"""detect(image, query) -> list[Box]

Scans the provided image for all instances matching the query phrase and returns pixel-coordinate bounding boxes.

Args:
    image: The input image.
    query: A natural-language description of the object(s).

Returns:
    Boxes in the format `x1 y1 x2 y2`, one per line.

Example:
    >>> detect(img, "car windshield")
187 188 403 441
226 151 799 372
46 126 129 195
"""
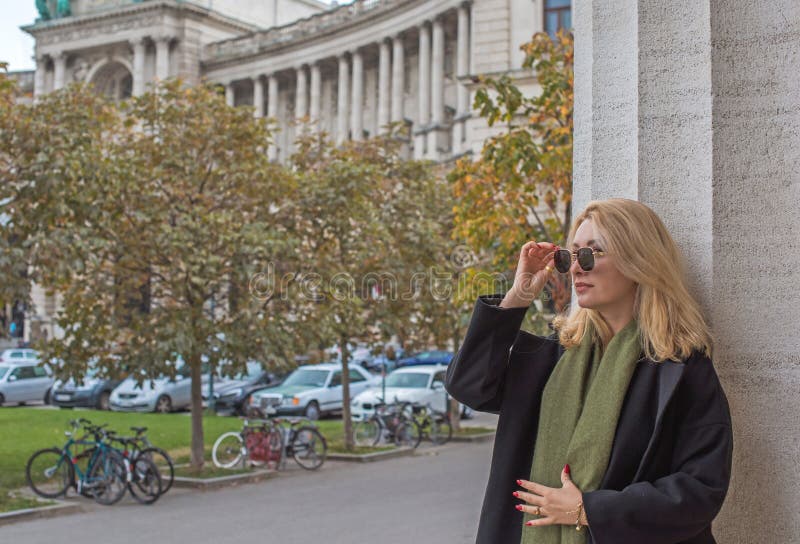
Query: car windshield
385 372 430 388
0 365 8 379
416 352 441 360
282 369 329 388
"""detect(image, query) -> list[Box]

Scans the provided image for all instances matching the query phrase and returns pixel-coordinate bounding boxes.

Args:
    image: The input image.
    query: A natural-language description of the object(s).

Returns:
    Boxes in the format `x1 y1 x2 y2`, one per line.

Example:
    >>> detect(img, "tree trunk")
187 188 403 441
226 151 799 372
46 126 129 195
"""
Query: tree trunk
340 334 354 451
449 324 462 432
189 353 204 471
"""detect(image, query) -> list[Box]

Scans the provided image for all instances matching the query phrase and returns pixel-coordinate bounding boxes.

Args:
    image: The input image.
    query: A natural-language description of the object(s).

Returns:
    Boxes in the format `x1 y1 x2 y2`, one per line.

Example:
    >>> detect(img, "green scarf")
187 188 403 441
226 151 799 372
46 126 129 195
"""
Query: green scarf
521 318 642 544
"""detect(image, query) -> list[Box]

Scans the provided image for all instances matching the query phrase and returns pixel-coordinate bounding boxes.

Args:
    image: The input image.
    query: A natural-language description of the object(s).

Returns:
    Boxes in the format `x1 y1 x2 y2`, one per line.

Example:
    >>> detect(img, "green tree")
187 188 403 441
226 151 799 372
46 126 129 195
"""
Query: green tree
448 30 574 332
1 80 298 470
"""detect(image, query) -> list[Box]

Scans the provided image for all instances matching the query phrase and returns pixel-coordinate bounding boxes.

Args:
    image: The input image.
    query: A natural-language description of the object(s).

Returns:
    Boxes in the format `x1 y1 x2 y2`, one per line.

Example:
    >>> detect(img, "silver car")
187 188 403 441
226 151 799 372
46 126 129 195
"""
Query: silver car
110 363 212 413
0 362 54 406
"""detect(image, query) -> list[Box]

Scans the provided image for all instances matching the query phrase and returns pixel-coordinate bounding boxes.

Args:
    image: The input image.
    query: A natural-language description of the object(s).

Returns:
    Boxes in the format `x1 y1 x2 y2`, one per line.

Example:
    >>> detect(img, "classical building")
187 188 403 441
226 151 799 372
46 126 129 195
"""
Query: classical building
14 0 571 344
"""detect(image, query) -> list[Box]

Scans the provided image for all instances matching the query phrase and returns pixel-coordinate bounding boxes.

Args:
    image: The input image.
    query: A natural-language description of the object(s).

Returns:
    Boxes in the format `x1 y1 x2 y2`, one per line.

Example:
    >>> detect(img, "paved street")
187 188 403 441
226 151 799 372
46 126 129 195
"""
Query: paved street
1 438 496 544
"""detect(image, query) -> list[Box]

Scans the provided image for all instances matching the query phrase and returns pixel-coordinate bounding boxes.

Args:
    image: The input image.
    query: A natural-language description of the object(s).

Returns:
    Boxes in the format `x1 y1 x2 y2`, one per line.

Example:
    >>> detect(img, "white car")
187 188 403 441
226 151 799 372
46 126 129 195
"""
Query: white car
249 363 379 420
350 364 462 421
0 361 53 406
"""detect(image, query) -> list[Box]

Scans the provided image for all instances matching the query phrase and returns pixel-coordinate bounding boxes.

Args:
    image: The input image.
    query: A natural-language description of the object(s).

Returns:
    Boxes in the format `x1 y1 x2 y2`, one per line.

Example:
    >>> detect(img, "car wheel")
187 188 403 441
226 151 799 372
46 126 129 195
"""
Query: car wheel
0 393 4 406
304 401 320 421
97 391 111 411
155 395 172 414
461 405 474 420
43 388 51 405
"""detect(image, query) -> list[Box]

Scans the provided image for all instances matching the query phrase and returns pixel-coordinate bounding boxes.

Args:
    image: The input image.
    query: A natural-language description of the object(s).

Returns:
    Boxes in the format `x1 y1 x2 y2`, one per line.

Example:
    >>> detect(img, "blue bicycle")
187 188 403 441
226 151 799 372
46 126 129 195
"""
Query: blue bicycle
26 420 128 505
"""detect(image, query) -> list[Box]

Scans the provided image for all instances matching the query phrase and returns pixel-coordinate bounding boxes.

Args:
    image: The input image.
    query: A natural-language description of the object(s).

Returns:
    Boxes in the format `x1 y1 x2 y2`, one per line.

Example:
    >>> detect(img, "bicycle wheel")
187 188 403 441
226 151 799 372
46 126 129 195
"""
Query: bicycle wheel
139 447 175 494
291 427 327 470
26 448 73 499
394 420 422 449
354 418 381 447
212 432 245 468
128 456 163 505
430 415 453 445
86 450 128 505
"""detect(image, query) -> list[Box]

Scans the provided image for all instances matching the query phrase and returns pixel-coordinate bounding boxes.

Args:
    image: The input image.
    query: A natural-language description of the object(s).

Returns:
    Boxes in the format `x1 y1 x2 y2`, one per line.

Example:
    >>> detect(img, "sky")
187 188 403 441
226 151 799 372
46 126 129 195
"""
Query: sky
0 1 345 73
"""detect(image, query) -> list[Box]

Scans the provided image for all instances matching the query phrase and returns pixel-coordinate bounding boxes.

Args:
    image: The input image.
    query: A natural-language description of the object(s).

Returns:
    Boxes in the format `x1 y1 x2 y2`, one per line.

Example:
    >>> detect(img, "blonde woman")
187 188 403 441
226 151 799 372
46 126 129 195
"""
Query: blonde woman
446 199 732 544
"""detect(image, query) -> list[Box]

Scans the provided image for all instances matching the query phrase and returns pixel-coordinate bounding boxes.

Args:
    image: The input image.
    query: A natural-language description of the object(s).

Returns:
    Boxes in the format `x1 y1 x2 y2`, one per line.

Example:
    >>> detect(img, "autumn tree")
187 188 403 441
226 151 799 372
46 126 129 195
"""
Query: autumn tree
1 80 299 470
448 30 574 334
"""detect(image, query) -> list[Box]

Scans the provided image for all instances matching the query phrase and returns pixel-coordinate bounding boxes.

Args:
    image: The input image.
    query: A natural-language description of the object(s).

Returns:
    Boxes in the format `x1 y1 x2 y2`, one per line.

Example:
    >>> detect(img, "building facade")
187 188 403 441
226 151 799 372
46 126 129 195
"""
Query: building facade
17 0 568 343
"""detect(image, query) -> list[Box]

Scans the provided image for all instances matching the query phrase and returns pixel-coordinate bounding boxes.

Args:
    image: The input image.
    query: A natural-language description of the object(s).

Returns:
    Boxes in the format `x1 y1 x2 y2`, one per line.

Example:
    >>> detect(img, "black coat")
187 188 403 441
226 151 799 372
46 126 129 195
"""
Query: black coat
445 295 733 544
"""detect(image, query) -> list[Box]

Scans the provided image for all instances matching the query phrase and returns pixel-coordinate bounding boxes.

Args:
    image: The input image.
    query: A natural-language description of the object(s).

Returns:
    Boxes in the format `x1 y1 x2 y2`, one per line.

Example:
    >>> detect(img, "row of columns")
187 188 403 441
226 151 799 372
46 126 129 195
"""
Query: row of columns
222 3 471 161
35 35 174 98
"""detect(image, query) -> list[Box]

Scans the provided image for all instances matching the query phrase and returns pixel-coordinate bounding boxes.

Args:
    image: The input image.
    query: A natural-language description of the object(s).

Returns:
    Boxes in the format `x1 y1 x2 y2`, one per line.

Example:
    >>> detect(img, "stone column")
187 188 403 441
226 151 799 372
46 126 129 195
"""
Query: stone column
155 37 170 80
131 38 147 96
253 76 265 118
415 23 431 159
427 16 445 159
33 55 47 99
337 55 350 144
295 65 308 120
391 34 405 123
377 40 391 133
573 2 800 540
267 75 279 160
225 83 235 107
350 50 364 140
53 52 67 90
309 62 322 126
454 2 471 153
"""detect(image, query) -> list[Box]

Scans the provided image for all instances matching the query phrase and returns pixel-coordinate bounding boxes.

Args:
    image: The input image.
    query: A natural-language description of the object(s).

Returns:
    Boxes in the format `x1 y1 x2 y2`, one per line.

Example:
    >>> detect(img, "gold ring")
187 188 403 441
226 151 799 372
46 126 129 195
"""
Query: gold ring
544 265 553 273
534 506 541 516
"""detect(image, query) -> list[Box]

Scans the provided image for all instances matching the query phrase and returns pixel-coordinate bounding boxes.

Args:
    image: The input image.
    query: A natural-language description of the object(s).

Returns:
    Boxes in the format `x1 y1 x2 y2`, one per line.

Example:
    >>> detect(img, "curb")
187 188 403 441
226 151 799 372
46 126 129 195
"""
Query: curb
0 500 83 527
172 469 277 490
451 432 496 443
327 447 415 463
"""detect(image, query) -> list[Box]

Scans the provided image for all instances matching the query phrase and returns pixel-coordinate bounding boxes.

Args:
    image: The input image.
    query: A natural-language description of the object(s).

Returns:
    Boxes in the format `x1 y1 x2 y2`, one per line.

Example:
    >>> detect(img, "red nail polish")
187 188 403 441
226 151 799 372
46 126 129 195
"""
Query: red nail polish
516 479 522 485
565 464 571 475
513 491 519 498
526 521 534 526
515 504 523 511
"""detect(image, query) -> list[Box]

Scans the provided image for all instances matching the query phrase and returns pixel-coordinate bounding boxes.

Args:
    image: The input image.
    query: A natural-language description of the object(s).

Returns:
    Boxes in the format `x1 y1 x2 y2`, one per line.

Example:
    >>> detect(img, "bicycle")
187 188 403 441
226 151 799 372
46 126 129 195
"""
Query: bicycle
127 425 175 494
354 401 422 449
212 417 283 470
272 416 327 471
404 402 452 445
26 421 128 505
106 431 164 504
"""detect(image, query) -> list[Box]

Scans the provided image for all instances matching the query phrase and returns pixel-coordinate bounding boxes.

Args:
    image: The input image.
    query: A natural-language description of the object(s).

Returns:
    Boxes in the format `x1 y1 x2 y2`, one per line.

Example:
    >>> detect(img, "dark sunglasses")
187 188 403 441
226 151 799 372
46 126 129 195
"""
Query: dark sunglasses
553 247 606 273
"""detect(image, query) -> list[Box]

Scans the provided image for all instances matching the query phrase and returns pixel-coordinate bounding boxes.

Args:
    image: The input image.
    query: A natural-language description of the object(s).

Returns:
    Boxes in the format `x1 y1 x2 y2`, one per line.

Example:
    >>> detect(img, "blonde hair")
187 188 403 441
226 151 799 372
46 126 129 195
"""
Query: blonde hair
551 198 713 363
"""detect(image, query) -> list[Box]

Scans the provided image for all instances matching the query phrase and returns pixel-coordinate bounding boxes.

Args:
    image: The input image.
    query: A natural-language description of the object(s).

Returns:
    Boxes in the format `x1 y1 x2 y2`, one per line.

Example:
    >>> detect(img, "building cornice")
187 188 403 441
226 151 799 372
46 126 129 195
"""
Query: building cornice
21 0 257 40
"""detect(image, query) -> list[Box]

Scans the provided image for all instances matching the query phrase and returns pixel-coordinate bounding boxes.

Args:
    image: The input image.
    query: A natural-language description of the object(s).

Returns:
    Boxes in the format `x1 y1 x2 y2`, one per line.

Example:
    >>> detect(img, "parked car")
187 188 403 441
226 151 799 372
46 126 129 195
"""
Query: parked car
50 363 123 411
0 348 39 364
350 364 471 421
203 361 283 416
249 362 379 420
395 350 454 368
110 360 212 413
0 361 54 406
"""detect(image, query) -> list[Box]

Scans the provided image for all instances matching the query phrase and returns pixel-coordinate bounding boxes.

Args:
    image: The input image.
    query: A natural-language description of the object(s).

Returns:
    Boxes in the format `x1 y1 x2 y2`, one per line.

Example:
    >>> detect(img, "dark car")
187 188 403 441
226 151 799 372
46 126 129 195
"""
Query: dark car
50 365 122 411
395 350 454 368
204 361 283 416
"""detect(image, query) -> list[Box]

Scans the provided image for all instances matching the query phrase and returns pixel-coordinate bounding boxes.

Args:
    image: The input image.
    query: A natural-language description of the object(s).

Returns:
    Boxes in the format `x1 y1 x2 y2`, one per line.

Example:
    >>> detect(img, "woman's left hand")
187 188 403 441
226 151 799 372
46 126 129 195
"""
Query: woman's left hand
514 465 584 527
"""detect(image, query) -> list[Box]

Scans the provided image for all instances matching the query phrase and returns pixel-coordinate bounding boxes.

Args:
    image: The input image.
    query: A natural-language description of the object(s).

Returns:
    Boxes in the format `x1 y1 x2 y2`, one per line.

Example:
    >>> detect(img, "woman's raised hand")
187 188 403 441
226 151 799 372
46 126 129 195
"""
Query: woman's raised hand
499 241 558 308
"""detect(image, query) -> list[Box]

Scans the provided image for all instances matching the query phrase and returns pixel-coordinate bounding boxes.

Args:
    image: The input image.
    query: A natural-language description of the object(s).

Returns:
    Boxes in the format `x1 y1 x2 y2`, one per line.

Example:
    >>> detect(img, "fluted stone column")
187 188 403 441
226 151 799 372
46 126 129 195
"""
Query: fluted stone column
391 35 405 123
309 62 322 126
377 40 391 133
253 76 265 118
454 3 471 153
225 83 235 107
350 50 364 140
295 65 308 120
267 75 279 160
131 38 147 96
34 55 47 99
53 52 67 90
415 23 431 159
155 37 170 80
428 17 445 160
337 55 350 144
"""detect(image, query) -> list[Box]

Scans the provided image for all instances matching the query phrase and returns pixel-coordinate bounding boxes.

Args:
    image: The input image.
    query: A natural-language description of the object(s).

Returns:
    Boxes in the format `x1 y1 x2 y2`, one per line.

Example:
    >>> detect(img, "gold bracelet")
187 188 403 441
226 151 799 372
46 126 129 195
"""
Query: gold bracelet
565 501 584 532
